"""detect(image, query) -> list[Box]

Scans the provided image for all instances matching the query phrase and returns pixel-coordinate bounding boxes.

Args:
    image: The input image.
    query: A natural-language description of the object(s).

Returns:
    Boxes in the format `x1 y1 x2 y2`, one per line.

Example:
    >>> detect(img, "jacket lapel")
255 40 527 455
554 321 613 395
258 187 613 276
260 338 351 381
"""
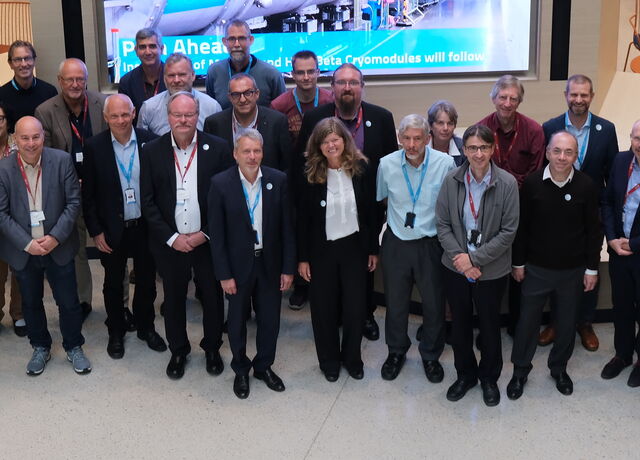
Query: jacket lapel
232 168 254 232
54 98 73 152
40 149 52 212
261 168 271 239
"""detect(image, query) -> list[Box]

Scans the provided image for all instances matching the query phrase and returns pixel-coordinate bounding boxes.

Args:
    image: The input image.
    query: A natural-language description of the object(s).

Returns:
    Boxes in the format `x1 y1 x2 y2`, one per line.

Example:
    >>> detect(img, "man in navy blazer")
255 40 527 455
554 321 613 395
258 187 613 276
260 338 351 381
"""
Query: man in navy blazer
600 119 640 387
208 128 295 399
540 74 619 352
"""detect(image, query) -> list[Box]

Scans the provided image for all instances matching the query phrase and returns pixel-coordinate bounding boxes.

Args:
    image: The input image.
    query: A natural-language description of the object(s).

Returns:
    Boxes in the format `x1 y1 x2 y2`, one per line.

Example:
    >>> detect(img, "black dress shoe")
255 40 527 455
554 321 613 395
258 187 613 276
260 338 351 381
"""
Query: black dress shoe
254 368 285 392
166 354 187 380
205 350 224 376
107 335 125 359
160 302 165 317
381 353 406 381
423 360 444 383
137 329 167 352
13 320 27 337
446 377 478 401
347 367 364 380
363 317 380 341
415 325 423 342
601 356 631 380
506 376 527 400
628 364 640 387
80 302 92 321
288 285 308 310
552 371 573 395
481 381 500 406
234 374 250 399
123 307 136 332
324 370 340 382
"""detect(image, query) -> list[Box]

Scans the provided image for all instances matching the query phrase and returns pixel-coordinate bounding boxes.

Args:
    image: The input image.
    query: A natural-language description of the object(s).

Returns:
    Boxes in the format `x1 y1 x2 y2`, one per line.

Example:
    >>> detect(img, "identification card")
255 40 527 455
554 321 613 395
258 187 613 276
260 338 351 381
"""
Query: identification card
125 188 136 204
30 210 45 227
404 211 416 229
467 229 482 247
176 188 189 204
75 151 83 163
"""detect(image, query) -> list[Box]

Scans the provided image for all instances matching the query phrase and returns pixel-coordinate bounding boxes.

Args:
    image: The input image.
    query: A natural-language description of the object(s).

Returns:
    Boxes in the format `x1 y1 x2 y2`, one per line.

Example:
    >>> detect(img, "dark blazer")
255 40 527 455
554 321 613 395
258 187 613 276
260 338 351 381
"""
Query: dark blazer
542 113 618 194
118 63 167 118
203 106 291 171
82 128 157 247
297 162 379 263
602 150 640 258
208 166 295 284
0 147 80 270
140 130 233 252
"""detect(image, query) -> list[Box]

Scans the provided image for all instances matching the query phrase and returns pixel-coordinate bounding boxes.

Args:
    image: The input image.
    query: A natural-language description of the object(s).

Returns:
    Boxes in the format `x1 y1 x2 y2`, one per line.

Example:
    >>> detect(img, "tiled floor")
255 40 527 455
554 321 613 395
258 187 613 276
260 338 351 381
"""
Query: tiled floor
0 260 638 459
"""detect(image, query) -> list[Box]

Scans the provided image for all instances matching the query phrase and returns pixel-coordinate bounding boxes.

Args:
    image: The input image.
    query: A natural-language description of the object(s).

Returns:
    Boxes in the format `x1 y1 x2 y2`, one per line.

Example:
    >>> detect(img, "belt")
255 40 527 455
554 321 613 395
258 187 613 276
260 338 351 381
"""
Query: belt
123 218 140 228
254 249 263 257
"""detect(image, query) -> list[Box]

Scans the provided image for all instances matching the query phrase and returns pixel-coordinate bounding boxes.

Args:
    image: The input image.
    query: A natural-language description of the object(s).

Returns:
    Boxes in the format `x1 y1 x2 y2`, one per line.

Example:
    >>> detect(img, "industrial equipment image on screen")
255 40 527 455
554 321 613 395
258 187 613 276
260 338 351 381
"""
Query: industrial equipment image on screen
103 0 534 82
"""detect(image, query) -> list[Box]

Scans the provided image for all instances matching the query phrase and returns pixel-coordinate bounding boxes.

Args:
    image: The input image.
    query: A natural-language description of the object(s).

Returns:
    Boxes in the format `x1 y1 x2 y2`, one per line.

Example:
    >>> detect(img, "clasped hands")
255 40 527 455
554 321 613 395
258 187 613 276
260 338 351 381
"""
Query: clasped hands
453 253 481 281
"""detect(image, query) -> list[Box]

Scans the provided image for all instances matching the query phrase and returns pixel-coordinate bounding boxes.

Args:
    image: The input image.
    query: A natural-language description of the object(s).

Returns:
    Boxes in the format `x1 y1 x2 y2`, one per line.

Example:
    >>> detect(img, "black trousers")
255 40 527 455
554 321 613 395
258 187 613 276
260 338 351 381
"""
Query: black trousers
154 243 223 356
309 232 367 374
444 268 507 383
609 254 640 362
100 224 156 337
227 254 282 376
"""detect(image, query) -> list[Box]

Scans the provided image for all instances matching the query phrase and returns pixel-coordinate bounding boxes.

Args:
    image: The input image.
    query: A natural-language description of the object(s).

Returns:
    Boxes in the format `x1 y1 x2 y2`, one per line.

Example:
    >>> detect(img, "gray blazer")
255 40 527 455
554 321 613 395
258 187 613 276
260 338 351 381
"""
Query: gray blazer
0 147 80 270
436 161 519 280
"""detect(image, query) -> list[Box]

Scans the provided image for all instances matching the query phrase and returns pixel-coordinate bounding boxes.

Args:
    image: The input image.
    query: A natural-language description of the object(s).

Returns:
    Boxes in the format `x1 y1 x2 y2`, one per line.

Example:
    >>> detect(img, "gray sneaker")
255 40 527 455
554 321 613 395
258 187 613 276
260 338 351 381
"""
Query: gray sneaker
66 346 92 374
26 346 51 376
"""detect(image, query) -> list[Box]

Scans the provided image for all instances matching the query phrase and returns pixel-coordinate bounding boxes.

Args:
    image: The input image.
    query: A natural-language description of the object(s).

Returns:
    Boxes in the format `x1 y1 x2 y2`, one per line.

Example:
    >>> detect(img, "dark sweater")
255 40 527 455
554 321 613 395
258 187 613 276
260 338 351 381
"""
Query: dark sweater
0 78 57 129
513 168 602 270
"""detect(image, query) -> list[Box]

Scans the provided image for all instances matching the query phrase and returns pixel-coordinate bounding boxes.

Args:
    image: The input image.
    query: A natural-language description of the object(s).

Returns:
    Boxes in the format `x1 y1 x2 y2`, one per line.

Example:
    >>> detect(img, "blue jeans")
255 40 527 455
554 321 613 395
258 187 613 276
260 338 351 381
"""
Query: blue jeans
13 255 84 351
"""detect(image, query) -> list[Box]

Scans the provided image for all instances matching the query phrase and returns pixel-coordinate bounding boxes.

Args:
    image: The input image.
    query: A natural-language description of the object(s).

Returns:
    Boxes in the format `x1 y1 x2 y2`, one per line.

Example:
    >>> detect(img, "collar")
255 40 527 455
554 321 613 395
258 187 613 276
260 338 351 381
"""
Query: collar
11 77 36 91
228 54 255 73
19 152 42 169
565 111 592 130
468 167 491 186
239 166 262 188
428 138 461 156
110 129 137 149
232 107 259 129
492 111 519 134
401 147 429 169
171 131 197 151
543 164 574 187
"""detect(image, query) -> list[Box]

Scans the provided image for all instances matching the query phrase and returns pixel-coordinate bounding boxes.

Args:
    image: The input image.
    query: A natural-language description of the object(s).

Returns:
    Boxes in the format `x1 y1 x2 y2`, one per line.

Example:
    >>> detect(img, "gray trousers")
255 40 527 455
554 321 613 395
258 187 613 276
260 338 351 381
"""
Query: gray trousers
381 229 445 361
75 213 92 306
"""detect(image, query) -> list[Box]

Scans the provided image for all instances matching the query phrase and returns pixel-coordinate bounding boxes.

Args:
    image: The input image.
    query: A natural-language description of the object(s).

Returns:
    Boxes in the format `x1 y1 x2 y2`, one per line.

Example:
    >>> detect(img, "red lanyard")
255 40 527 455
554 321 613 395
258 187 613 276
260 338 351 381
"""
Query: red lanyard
17 154 41 206
466 171 479 221
143 68 162 98
493 116 519 166
173 143 197 185
336 106 363 138
69 95 88 146
625 158 640 205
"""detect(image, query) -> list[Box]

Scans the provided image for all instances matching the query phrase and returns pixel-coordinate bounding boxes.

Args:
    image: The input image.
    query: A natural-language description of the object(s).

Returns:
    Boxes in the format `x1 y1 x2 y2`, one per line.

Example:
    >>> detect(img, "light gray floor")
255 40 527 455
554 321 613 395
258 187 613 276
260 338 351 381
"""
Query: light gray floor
0 260 638 460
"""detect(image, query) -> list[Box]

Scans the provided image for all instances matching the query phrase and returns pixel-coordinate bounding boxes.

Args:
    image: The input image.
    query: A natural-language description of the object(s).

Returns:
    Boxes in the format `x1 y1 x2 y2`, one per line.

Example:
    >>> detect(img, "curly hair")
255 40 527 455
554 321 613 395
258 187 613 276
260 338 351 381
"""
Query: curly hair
304 117 367 184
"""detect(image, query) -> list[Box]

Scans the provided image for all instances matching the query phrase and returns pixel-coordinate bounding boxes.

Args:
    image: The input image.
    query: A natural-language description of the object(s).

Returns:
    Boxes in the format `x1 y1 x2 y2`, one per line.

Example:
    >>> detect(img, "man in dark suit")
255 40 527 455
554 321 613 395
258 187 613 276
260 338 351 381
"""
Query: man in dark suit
203 74 290 171
600 119 640 388
295 63 398 340
83 94 166 359
140 91 233 380
209 129 295 399
0 117 91 375
540 74 619 352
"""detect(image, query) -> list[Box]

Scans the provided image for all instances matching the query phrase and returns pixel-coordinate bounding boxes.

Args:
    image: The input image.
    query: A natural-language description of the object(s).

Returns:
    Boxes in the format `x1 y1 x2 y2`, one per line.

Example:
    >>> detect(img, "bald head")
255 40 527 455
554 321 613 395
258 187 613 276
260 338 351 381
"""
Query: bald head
15 116 45 164
104 94 135 143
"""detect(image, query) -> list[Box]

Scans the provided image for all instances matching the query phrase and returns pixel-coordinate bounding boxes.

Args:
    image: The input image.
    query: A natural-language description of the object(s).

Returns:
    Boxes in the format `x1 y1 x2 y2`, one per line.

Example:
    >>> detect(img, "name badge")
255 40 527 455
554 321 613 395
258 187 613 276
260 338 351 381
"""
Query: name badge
176 188 189 204
125 188 136 204
30 210 45 227
75 151 83 163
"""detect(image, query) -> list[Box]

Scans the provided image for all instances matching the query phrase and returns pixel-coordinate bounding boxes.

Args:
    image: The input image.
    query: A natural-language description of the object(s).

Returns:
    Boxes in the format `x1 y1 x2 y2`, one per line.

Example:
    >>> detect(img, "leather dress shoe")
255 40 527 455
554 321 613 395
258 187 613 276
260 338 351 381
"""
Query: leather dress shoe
538 325 555 346
506 376 527 400
324 370 340 382
577 323 599 351
205 350 224 376
628 363 640 388
254 368 285 392
381 353 406 381
446 377 478 401
552 371 573 395
415 325 423 342
233 374 250 399
422 360 444 383
80 302 92 322
166 354 187 380
363 317 380 341
137 329 167 352
601 356 631 380
107 335 125 359
160 302 165 317
288 285 308 310
13 320 27 337
481 381 500 406
123 307 136 332
347 367 364 380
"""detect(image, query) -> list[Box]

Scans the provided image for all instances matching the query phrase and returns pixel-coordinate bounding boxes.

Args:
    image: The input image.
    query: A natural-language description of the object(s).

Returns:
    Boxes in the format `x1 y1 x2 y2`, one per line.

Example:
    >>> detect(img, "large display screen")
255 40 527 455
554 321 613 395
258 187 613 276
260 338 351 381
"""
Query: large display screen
102 0 535 83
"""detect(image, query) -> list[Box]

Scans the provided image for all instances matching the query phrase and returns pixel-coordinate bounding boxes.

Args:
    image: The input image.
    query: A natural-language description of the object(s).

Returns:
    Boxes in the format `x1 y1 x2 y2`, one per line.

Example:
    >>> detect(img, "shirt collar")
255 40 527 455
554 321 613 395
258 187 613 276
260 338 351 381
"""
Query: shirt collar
239 167 262 188
565 111 592 130
171 131 197 151
19 152 42 169
428 138 461 156
401 147 429 169
468 167 491 186
232 107 259 130
543 164 574 187
110 129 137 149
11 77 36 91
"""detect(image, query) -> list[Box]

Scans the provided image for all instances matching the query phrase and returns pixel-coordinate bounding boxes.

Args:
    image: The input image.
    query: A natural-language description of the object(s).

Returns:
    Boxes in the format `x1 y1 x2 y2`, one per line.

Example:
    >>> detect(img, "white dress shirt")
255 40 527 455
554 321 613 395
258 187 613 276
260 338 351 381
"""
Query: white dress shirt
325 168 359 241
239 167 263 250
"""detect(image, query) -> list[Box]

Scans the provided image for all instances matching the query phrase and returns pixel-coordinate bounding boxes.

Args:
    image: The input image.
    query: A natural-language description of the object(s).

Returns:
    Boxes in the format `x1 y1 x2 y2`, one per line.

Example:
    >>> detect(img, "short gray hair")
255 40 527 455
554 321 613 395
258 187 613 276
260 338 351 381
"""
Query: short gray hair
167 91 199 115
135 28 162 46
427 100 458 126
398 114 429 137
235 128 263 149
165 52 193 71
489 74 524 102
225 20 251 37
103 94 134 115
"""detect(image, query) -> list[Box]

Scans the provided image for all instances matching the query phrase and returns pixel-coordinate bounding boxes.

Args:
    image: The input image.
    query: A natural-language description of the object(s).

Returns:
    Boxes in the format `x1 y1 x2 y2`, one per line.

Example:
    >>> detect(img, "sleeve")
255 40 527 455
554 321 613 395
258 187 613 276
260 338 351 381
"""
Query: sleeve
140 143 176 244
48 155 81 243
34 105 53 148
137 101 150 131
600 157 619 243
376 158 388 201
603 125 619 190
205 65 217 100
584 179 603 271
279 176 296 274
275 114 292 172
512 179 531 266
435 177 465 262
0 172 33 251
272 71 286 101
296 181 312 263
207 176 232 281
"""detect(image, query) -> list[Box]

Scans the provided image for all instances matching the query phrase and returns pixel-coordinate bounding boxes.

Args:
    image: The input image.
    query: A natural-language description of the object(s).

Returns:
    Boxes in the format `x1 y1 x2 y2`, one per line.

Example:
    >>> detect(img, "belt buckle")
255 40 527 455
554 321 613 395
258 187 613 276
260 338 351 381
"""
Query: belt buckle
254 249 263 257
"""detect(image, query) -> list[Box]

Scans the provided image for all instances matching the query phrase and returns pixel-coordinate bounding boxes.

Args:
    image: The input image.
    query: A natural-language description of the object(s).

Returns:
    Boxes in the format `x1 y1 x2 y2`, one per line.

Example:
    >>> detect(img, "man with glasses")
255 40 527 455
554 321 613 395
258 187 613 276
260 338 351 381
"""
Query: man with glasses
0 41 57 124
138 53 221 136
205 20 285 110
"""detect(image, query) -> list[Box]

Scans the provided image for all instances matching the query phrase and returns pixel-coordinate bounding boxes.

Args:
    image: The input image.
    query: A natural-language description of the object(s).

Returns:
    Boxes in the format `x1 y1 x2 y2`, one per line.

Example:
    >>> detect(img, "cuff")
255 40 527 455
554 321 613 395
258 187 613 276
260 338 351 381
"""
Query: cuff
24 240 33 252
166 233 179 247
512 265 525 269
584 269 598 276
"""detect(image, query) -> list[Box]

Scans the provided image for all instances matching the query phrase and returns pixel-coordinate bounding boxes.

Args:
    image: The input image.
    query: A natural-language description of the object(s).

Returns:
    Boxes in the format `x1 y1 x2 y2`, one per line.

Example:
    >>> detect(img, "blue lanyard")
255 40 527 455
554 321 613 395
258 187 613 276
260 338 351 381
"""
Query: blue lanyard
401 149 430 212
228 55 253 79
241 179 261 231
293 87 319 115
115 143 136 187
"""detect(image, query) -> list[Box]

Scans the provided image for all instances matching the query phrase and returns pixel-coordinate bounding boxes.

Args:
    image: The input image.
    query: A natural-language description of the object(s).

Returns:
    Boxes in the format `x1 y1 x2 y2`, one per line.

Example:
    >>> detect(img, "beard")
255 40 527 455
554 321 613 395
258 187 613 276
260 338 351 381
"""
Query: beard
336 95 356 117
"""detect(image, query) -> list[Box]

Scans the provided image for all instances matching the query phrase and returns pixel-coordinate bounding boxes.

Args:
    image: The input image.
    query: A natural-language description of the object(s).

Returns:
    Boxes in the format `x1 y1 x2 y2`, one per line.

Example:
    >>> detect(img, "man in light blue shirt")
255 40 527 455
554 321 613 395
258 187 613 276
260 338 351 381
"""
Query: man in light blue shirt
376 114 455 382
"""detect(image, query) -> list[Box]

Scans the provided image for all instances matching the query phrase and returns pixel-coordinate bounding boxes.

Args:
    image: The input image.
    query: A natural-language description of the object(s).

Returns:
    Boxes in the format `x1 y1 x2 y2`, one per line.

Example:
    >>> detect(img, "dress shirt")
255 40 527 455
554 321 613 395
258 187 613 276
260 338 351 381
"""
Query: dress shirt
239 168 263 249
428 137 462 161
565 111 592 170
232 109 258 144
21 155 44 243
623 155 640 238
377 148 455 240
326 168 359 241
463 168 491 252
167 132 200 247
111 130 141 220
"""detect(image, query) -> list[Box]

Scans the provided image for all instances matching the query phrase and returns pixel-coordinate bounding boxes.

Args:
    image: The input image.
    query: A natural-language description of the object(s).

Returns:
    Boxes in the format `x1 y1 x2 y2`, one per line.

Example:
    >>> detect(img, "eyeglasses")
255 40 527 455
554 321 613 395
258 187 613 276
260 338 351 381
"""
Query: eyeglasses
60 77 86 85
464 144 492 153
225 36 249 44
10 56 34 64
229 89 258 101
292 69 319 77
169 112 197 119
333 80 362 88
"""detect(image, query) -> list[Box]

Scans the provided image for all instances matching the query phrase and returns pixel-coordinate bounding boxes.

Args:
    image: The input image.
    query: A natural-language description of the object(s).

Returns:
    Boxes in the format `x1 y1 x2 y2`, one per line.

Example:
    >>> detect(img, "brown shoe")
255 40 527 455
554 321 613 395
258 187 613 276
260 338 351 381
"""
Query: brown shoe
577 323 599 351
538 326 555 346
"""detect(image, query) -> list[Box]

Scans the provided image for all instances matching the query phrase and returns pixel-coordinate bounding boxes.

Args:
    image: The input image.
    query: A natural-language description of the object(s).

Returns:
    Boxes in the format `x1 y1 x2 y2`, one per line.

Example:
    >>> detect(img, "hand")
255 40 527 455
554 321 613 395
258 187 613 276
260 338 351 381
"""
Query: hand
608 238 633 256
221 278 237 295
298 262 311 282
452 253 473 273
26 240 47 256
583 273 598 292
367 255 378 272
464 267 482 281
171 234 194 253
280 274 293 291
36 235 59 254
186 231 207 248
93 233 113 254
512 267 525 282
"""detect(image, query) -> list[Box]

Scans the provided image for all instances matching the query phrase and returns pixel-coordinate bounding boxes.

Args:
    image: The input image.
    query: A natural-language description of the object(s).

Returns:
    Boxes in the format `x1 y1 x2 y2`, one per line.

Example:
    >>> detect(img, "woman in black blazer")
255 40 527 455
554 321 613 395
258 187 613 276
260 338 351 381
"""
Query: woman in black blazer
297 117 378 382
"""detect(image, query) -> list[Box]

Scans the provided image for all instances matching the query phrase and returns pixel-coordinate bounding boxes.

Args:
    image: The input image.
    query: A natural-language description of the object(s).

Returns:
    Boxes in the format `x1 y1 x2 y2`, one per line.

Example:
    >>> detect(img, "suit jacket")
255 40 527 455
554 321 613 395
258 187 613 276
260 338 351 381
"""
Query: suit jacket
0 147 80 270
82 128 157 247
203 106 291 171
542 113 618 194
34 91 108 153
140 130 233 253
208 166 295 284
601 150 640 259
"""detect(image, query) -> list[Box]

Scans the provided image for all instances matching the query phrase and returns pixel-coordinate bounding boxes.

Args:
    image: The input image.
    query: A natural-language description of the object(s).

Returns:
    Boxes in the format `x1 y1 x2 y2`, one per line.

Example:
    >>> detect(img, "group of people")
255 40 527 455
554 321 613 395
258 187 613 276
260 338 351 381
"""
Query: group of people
0 20 638 405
